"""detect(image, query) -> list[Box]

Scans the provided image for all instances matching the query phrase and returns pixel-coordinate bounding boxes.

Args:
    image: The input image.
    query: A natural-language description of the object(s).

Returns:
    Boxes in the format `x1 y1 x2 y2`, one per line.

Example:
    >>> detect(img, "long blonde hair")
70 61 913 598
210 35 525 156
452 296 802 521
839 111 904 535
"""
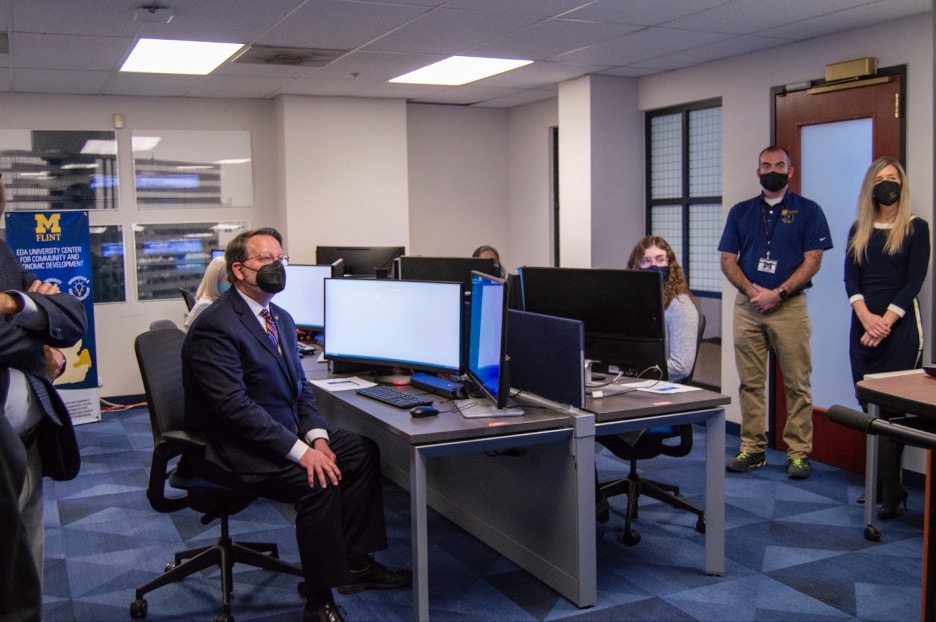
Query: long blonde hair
626 236 691 309
195 256 228 300
847 156 913 265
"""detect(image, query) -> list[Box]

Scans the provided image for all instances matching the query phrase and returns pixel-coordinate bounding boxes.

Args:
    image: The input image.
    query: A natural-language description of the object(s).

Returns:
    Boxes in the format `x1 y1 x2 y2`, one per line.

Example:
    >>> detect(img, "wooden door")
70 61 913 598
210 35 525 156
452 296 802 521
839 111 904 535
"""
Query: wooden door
772 69 904 473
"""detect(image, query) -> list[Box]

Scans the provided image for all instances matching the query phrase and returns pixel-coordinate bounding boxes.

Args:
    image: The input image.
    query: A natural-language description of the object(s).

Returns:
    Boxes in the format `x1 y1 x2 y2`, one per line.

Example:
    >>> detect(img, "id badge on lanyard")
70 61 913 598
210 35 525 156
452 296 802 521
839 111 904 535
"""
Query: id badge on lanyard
757 257 777 274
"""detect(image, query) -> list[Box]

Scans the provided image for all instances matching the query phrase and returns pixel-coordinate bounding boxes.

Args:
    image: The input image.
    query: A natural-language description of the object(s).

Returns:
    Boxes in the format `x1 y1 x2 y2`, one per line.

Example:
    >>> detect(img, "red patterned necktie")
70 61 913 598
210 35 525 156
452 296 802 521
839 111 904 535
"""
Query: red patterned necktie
260 308 279 347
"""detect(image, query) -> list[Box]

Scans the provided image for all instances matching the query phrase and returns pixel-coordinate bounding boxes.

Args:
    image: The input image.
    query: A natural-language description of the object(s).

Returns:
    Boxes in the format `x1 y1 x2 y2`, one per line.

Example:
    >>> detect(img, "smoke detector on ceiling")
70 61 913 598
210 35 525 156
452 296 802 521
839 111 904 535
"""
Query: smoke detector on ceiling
133 5 174 24
232 45 347 68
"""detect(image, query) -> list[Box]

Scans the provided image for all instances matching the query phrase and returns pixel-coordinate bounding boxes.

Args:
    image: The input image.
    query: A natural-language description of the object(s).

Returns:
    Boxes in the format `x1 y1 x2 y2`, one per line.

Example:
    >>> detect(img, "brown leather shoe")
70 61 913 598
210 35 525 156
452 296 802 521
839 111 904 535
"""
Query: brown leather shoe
337 559 412 594
303 601 345 622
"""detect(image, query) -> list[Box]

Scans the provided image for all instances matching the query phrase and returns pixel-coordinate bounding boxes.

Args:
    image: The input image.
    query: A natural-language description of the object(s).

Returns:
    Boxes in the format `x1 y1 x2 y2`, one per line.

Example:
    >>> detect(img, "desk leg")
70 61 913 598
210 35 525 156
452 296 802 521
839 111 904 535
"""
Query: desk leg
704 409 725 576
410 447 429 622
864 404 880 541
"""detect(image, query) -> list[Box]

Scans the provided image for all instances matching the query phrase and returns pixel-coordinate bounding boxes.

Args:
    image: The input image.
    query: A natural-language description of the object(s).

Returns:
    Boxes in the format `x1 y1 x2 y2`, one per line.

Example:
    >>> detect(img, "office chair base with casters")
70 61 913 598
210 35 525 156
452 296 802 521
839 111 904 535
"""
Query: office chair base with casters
598 456 706 546
130 509 304 621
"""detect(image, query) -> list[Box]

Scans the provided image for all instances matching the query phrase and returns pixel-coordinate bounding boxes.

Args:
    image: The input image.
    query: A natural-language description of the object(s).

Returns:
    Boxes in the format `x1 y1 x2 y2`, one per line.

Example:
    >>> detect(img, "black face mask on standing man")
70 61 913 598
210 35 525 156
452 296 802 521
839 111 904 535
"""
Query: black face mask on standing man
759 171 788 193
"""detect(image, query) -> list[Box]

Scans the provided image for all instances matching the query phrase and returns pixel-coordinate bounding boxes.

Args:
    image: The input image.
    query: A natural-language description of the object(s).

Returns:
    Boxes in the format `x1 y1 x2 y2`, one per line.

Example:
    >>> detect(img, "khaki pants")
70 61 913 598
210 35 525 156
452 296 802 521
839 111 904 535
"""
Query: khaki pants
733 292 813 459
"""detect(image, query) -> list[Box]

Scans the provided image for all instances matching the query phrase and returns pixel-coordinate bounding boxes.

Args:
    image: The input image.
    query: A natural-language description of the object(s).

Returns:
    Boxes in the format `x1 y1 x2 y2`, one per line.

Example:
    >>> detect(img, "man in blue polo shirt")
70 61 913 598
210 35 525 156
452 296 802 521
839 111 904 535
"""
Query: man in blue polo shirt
718 145 832 480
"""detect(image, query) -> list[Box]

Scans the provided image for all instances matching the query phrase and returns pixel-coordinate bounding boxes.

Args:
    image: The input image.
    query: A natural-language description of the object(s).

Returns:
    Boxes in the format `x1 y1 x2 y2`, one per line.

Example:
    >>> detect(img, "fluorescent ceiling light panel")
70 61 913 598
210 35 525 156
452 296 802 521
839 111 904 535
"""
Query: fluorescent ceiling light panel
390 56 532 86
121 38 244 75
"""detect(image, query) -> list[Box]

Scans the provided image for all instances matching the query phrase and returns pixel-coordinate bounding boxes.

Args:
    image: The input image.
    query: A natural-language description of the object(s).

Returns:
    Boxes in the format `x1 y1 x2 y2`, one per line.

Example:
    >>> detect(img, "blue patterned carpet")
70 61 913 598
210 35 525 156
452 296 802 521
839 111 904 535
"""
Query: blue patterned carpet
40 408 923 621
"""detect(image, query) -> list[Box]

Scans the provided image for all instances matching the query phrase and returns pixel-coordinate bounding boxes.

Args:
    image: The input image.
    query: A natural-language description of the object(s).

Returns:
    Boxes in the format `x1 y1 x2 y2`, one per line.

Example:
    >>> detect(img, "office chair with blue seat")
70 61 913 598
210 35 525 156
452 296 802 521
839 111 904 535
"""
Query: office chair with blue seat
597 314 707 546
131 326 303 622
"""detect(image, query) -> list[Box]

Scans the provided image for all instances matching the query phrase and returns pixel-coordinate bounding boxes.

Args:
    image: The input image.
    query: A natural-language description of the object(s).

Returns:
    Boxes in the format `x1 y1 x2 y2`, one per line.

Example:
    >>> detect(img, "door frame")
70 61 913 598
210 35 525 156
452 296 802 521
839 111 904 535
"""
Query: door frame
766 64 907 460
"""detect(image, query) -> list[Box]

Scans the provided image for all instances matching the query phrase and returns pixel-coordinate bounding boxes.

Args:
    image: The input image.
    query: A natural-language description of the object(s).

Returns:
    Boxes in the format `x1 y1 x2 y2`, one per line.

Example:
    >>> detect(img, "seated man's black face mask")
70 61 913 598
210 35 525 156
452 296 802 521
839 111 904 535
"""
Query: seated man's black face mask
247 261 287 294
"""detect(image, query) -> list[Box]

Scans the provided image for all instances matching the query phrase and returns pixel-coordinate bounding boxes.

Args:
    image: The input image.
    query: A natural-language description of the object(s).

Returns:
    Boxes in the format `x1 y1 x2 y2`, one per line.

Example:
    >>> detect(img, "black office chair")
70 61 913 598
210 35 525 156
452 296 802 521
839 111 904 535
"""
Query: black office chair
148 319 177 331
597 314 707 546
178 287 196 311
131 327 303 621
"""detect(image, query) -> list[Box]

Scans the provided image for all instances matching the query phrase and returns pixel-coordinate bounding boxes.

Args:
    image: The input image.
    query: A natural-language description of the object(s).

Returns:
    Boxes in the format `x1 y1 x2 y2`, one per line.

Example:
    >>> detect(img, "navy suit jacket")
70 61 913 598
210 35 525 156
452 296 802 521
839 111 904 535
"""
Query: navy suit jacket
182 288 330 475
0 239 86 481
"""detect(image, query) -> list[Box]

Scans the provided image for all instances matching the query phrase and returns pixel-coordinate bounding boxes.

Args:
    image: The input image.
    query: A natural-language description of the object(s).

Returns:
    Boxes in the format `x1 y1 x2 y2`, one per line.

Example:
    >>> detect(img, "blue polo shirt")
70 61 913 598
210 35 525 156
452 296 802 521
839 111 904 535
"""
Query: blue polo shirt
718 191 833 290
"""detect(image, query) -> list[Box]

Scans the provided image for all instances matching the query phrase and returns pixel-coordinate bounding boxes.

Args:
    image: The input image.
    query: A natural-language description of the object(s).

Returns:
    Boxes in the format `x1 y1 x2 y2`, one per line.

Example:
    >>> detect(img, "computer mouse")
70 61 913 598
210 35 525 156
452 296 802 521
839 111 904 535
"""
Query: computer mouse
410 405 439 418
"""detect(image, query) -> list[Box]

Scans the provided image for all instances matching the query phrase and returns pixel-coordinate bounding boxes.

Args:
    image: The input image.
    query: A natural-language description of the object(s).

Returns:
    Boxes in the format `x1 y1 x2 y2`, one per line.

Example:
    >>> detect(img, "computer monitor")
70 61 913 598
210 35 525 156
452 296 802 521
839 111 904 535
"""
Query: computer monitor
465 271 516 412
323 278 463 374
397 256 495 289
272 264 338 331
210 248 225 261
518 267 668 379
315 246 405 277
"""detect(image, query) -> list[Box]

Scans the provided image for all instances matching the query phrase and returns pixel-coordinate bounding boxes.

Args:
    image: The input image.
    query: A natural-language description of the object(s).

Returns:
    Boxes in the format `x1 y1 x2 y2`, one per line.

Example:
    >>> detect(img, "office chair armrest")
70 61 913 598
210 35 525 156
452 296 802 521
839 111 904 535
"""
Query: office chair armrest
147 439 190 513
161 430 207 451
659 424 694 458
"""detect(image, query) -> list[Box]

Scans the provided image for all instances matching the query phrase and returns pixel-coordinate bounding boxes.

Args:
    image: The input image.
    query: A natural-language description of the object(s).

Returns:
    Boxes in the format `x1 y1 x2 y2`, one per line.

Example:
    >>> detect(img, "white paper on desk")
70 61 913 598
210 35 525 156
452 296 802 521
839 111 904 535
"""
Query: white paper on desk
627 380 701 394
864 369 923 379
310 377 376 392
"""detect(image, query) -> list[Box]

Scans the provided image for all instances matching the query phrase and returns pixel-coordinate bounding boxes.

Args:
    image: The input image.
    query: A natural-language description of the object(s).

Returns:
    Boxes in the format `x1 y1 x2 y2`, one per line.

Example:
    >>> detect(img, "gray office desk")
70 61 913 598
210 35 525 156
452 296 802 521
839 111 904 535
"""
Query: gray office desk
311 384 595 622
585 386 731 577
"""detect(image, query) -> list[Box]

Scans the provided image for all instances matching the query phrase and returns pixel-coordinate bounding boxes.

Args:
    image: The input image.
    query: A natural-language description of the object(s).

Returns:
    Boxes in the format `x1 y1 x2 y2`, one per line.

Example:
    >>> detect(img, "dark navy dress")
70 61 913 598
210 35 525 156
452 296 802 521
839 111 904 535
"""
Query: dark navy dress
844 218 930 387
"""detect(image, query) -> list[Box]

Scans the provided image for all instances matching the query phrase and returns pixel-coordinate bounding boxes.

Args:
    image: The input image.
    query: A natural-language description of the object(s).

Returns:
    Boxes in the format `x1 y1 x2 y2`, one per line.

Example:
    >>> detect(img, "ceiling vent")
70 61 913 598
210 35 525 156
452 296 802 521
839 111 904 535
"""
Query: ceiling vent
232 45 347 68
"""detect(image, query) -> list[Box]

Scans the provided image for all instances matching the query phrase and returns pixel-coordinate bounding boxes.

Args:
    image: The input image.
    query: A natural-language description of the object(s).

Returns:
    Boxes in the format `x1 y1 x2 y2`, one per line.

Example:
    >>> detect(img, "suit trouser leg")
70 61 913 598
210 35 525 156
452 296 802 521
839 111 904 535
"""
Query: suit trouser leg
19 438 44 584
239 429 388 593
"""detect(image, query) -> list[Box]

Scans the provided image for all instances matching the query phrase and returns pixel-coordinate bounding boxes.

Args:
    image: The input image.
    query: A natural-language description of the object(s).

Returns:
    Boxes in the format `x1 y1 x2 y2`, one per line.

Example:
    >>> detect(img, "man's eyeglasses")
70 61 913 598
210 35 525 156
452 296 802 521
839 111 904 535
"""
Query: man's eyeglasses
637 255 669 269
243 253 289 266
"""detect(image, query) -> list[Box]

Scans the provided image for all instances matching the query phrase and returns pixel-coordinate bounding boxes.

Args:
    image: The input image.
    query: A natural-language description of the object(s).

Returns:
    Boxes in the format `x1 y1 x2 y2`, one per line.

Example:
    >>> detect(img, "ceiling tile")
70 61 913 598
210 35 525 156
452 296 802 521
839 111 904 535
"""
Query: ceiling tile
13 32 133 71
466 18 643 61
101 72 204 97
362 7 542 55
305 50 445 82
471 87 557 108
552 27 731 66
258 0 432 50
760 0 933 40
13 68 111 94
563 0 732 26
630 34 790 71
442 0 593 17
478 61 602 89
185 74 290 98
410 83 523 105
663 0 878 34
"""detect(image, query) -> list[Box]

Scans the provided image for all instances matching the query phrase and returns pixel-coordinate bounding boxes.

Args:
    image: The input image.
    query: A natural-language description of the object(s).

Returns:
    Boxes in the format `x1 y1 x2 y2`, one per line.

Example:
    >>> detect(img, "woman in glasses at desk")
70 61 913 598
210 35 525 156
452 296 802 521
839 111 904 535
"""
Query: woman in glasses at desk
626 236 700 383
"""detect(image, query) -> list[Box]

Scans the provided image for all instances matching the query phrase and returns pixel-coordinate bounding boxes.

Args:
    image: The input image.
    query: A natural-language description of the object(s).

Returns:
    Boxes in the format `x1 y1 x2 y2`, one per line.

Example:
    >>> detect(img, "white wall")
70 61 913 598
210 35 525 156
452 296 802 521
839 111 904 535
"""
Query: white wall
0 93 276 398
637 15 934 433
278 96 410 264
506 98 558 271
406 104 510 260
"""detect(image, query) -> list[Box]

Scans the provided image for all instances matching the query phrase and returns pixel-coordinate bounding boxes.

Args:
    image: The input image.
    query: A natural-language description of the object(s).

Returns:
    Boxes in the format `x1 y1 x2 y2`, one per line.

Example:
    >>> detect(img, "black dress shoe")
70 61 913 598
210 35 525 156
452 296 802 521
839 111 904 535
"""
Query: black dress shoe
303 601 345 622
338 559 412 594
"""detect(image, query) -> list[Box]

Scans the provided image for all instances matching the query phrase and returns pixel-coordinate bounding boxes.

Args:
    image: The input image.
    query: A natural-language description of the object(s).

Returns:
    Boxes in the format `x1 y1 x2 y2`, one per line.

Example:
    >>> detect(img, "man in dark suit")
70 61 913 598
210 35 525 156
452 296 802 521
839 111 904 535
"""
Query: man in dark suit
183 228 409 622
1 182 87 620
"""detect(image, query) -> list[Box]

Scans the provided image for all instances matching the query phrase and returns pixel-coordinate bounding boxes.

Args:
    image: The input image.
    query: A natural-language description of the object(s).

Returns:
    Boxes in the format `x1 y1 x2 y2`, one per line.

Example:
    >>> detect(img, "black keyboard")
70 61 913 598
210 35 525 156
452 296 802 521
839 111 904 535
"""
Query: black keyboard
356 385 433 409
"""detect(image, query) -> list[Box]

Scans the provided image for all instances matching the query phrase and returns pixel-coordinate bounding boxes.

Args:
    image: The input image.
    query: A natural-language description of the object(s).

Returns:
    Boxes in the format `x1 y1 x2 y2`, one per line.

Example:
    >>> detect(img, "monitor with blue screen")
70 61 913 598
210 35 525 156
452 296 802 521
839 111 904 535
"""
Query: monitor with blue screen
461 272 522 416
210 248 224 261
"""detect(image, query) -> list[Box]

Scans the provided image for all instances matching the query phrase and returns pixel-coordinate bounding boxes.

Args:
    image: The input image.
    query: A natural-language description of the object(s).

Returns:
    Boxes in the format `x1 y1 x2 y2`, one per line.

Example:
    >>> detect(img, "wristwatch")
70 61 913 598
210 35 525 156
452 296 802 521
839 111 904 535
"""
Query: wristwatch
777 287 789 300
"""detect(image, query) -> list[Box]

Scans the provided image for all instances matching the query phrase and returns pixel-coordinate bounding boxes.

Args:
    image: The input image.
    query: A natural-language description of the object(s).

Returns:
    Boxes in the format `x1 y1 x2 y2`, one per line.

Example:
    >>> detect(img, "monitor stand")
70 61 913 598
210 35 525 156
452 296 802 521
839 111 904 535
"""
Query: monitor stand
583 359 608 387
454 397 523 418
372 372 412 386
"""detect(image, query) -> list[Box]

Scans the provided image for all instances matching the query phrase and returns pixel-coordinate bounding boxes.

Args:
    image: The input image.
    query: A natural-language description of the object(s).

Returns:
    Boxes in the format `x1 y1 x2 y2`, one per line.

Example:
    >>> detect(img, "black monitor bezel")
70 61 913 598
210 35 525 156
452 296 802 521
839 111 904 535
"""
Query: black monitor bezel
466 271 510 409
315 245 405 277
518 266 668 378
397 256 495 289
